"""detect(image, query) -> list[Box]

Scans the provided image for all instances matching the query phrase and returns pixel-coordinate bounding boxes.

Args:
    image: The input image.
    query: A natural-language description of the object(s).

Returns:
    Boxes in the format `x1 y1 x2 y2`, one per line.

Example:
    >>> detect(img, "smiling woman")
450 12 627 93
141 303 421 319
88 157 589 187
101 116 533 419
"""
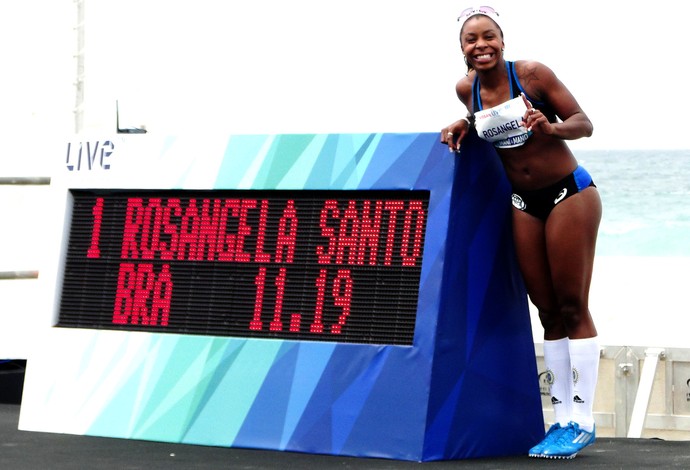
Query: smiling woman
441 6 602 460
456 6 504 73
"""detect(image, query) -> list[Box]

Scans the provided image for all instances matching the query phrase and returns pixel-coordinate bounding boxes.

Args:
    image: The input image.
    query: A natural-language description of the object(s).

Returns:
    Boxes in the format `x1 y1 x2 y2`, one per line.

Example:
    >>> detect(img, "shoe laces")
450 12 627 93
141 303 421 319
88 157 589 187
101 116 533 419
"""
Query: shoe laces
554 422 580 445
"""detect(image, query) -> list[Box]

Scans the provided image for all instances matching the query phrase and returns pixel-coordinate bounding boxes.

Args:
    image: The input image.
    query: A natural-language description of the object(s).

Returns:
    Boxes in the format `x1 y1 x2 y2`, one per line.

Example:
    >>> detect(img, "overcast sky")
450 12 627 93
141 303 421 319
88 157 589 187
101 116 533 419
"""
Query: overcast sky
2 0 689 151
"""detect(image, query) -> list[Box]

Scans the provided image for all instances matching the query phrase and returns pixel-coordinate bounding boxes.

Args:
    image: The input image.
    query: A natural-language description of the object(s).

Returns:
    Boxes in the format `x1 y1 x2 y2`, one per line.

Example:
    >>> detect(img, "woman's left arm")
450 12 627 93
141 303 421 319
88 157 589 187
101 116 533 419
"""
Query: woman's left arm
519 61 593 140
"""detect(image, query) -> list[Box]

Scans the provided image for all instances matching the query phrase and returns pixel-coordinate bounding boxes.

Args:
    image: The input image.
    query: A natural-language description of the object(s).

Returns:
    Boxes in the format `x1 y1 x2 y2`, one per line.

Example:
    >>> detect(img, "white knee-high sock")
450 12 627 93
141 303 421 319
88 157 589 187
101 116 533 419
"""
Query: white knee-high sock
569 336 600 432
543 338 572 427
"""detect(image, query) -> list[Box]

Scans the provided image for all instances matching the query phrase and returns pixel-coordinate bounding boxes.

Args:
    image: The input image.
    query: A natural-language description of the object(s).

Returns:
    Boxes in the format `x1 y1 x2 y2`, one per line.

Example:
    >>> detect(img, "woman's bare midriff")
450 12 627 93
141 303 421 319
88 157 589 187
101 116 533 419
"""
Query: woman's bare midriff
497 138 578 191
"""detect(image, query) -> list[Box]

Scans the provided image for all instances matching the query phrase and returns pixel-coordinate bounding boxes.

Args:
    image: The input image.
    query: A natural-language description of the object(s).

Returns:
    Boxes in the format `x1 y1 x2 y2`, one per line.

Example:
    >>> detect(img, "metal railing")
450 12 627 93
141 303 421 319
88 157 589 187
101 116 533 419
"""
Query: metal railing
0 177 50 185
535 344 690 439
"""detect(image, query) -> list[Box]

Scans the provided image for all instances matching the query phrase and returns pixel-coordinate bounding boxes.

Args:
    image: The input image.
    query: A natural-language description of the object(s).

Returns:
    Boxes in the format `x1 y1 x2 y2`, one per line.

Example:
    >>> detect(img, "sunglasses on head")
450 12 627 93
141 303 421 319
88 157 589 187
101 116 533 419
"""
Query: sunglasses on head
457 6 499 22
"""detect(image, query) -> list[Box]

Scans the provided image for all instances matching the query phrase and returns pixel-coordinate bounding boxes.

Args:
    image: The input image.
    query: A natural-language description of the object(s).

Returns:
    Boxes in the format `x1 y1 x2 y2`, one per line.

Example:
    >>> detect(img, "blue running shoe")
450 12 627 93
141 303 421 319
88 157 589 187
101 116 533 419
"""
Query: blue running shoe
528 423 564 458
541 421 596 459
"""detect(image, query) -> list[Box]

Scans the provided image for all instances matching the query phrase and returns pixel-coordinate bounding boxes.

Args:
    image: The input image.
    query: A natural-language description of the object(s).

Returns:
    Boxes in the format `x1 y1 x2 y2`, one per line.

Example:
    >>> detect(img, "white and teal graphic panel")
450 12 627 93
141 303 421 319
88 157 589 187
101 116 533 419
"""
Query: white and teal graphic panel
19 133 543 461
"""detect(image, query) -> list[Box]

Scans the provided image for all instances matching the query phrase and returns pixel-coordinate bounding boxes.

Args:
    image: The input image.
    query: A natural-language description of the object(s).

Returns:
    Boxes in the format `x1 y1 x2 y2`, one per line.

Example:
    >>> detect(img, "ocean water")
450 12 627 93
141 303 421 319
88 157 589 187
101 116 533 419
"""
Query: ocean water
575 149 690 257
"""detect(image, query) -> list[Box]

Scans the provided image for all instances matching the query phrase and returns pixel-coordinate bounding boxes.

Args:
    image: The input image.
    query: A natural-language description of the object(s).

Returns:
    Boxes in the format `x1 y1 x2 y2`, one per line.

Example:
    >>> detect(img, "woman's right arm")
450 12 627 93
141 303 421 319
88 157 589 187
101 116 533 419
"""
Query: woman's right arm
441 117 472 151
440 77 474 152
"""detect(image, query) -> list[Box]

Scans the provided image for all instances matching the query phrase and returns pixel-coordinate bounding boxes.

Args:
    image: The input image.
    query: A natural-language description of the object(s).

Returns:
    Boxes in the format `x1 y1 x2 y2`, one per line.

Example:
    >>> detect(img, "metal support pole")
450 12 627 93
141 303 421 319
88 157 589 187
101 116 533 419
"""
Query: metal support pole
627 348 665 438
74 0 85 133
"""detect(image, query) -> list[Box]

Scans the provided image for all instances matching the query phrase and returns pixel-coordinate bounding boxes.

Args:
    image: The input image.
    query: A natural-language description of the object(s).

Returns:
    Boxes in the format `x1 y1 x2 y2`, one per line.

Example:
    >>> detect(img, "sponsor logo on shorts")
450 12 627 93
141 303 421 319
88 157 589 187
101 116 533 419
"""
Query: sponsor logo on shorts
554 188 568 204
512 193 526 210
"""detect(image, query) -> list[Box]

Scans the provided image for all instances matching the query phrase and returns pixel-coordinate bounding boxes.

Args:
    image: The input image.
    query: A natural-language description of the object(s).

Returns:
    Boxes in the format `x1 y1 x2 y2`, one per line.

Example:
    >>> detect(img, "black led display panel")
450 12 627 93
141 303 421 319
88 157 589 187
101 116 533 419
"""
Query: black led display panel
57 189 429 345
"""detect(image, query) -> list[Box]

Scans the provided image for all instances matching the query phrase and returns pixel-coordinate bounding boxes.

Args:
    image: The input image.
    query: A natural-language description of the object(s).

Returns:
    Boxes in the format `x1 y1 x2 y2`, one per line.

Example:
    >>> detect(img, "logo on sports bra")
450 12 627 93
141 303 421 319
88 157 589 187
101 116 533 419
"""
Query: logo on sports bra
554 188 568 204
511 193 526 211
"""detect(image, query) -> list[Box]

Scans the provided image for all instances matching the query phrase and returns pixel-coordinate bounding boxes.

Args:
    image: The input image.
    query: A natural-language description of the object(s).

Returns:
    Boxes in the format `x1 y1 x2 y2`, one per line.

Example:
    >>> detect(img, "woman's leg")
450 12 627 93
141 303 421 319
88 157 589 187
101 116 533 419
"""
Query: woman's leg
545 187 602 433
544 187 601 339
511 209 562 339
513 186 602 437
512 209 573 428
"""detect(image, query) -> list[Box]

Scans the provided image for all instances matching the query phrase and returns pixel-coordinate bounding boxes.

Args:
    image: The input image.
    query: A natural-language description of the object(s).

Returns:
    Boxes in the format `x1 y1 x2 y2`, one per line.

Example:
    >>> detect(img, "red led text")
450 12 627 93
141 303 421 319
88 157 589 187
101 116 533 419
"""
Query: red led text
82 194 427 335
113 263 173 326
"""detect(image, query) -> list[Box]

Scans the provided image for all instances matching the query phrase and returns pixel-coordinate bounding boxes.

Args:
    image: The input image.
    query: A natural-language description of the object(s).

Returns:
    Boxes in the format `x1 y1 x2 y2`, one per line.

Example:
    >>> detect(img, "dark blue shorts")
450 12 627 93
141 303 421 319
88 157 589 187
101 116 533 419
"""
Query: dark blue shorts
510 166 595 221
